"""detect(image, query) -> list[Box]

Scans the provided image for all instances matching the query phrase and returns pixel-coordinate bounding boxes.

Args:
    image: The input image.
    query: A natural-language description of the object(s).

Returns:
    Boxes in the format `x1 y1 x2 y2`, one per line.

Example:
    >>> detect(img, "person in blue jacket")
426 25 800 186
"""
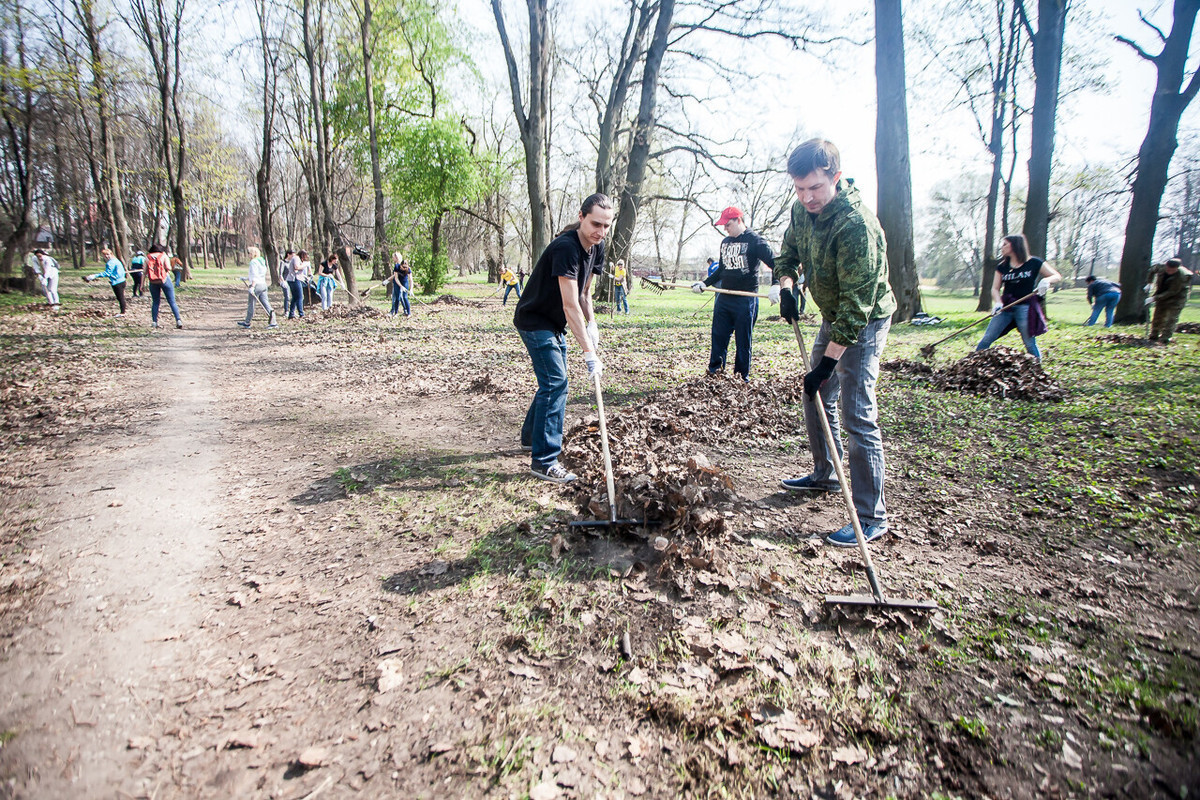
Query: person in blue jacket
86 247 128 316
1084 275 1121 328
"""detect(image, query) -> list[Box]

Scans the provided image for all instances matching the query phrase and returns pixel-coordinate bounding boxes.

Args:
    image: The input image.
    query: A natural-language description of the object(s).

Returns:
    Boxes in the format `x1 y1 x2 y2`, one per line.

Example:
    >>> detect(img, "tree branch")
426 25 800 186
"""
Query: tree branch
1114 34 1155 63
1138 9 1168 44
1013 0 1034 43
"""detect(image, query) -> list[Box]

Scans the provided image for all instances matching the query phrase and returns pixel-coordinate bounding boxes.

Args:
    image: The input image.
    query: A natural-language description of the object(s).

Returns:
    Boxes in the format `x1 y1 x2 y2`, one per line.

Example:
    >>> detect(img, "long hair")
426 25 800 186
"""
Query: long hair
556 193 614 235
1002 234 1029 264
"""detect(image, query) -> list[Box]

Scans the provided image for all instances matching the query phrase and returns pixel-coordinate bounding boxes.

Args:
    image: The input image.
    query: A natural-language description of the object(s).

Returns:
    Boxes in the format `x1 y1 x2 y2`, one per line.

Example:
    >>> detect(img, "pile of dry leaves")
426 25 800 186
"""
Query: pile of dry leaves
932 346 1066 402
1174 322 1200 334
431 294 482 307
316 305 385 320
1094 333 1153 346
880 359 934 376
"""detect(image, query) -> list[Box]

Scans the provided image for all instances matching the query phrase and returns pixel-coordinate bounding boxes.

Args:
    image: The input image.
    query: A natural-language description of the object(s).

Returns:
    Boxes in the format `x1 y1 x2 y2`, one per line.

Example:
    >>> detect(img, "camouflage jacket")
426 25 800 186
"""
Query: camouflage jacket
1149 265 1193 308
774 179 896 347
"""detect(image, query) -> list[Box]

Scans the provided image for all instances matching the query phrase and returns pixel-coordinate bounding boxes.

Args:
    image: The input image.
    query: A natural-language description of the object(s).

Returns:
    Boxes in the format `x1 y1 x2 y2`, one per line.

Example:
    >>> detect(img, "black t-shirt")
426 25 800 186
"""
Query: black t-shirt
513 230 605 333
704 229 776 294
997 257 1043 303
321 261 335 276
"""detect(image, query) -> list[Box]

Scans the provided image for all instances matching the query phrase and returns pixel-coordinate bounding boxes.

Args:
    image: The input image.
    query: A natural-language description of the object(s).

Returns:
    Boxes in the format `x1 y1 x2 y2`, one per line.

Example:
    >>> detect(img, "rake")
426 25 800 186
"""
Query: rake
640 276 769 300
788 319 936 611
918 292 1037 360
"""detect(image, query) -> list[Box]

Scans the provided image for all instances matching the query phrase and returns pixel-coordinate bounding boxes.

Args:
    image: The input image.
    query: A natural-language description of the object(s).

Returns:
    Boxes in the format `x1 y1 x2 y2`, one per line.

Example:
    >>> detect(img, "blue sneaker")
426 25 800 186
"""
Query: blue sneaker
825 523 887 548
781 475 839 492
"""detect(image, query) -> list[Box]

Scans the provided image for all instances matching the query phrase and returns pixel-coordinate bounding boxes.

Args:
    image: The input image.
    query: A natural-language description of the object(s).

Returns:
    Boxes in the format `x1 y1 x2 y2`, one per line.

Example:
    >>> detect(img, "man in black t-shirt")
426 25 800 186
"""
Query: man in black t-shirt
514 194 611 484
691 206 778 380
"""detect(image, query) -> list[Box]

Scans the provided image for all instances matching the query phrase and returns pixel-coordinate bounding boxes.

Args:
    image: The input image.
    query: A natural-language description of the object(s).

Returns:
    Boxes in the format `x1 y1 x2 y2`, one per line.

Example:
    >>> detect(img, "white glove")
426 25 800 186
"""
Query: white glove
1035 277 1051 296
691 281 706 294
768 285 781 305
991 302 1003 316
1143 283 1153 296
584 351 603 379
586 319 600 350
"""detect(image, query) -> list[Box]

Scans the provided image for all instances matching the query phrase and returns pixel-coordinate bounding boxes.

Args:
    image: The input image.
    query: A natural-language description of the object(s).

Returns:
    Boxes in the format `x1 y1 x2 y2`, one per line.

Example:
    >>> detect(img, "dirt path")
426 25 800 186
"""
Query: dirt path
1 298 231 797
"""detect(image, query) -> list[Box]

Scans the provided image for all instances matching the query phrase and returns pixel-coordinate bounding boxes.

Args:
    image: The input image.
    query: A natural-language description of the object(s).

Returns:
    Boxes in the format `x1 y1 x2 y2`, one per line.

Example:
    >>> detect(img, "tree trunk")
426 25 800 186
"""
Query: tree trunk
595 0 653 197
1115 0 1200 324
491 0 551 259
1020 0 1068 258
874 0 920 322
610 0 673 271
254 0 280 285
360 0 389 283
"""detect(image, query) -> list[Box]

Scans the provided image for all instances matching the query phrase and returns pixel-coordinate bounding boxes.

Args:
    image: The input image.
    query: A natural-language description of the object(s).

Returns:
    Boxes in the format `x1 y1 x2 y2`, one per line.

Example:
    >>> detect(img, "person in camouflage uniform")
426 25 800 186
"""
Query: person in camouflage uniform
775 138 896 548
1146 258 1193 344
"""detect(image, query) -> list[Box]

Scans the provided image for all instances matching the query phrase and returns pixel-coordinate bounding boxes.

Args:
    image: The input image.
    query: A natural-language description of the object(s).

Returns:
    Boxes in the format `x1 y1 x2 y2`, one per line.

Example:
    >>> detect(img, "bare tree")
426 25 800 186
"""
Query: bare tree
252 0 281 285
1114 0 1200 324
0 0 37 283
491 0 552 259
1016 0 1069 258
129 0 191 272
875 0 920 321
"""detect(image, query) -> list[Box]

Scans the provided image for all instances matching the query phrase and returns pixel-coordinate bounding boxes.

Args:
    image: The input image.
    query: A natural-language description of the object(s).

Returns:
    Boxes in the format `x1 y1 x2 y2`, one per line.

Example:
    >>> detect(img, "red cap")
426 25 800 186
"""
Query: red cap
714 206 744 227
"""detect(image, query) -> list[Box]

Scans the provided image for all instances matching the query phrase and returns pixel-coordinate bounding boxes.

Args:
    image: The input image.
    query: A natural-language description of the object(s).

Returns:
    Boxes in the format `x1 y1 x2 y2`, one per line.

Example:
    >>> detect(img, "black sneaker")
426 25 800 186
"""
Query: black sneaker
781 475 839 492
237 321 251 328
521 443 532 452
531 464 576 484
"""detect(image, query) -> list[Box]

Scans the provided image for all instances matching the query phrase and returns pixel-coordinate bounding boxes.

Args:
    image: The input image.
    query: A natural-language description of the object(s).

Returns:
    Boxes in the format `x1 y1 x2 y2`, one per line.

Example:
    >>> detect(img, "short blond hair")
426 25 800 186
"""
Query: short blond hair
247 245 261 258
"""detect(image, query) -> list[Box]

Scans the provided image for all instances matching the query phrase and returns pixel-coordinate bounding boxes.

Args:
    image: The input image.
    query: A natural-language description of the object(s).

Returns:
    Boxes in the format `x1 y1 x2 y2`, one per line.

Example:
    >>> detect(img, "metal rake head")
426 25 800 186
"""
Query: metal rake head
639 276 667 294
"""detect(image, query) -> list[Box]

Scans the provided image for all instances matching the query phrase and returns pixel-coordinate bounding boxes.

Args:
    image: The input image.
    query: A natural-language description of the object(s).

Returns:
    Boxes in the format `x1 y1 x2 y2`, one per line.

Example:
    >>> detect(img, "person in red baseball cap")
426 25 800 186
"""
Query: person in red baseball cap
690 206 778 380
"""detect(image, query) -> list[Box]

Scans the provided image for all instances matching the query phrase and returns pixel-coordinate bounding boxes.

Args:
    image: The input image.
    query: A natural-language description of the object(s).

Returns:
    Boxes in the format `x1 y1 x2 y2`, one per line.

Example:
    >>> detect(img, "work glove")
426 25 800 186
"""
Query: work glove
768 285 781 305
991 302 1003 316
586 319 600 350
1035 277 1051 297
691 281 706 294
803 355 838 399
780 289 800 323
584 351 603 379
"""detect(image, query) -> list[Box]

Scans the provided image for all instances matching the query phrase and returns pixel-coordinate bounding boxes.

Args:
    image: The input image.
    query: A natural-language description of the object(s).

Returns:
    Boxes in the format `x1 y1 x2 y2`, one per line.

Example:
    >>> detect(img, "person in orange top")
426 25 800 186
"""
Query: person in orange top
145 244 183 329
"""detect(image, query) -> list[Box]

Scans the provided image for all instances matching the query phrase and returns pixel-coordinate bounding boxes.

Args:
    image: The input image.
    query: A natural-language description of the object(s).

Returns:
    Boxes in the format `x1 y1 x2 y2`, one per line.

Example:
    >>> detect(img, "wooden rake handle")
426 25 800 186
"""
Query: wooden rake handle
648 278 771 300
789 320 886 603
924 292 1038 351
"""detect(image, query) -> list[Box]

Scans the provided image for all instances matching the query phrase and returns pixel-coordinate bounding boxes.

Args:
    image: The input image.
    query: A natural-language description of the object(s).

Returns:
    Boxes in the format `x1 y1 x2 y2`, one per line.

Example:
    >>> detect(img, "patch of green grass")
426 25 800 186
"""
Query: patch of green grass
953 715 989 741
1033 728 1062 750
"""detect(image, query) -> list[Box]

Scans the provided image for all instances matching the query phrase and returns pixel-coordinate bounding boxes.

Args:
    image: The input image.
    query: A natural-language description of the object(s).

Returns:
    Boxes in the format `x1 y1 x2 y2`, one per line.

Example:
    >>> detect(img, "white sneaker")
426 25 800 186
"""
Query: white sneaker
531 464 577 484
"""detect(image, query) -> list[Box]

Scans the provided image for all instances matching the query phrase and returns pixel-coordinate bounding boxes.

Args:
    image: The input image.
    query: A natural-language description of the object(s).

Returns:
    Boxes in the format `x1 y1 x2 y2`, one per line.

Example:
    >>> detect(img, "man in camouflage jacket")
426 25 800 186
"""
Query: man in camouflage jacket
775 138 896 548
1147 258 1193 344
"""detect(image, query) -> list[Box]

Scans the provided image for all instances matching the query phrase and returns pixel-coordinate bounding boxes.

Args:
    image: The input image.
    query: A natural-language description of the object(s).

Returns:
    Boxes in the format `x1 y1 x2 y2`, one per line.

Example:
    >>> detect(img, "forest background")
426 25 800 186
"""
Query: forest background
1 0 1198 324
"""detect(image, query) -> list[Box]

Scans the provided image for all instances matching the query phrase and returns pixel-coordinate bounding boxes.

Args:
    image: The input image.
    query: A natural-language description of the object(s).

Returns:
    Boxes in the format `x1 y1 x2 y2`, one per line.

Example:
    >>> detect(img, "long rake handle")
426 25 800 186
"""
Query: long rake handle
790 320 885 603
925 292 1038 351
593 373 618 524
653 279 770 300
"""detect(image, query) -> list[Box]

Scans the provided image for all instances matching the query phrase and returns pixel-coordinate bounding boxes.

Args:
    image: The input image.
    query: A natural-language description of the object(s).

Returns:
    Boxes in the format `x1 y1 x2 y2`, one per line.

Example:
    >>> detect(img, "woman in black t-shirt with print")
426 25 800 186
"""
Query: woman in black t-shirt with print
975 234 1061 360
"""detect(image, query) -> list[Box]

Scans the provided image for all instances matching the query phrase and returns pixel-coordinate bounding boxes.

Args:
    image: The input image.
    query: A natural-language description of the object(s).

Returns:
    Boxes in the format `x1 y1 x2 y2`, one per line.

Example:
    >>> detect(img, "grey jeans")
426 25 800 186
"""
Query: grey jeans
803 316 890 527
245 287 273 322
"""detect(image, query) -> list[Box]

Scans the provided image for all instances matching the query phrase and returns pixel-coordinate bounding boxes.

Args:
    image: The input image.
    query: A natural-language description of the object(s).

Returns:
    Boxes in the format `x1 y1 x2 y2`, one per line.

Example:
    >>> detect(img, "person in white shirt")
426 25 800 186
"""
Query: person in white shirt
237 246 278 329
31 249 60 306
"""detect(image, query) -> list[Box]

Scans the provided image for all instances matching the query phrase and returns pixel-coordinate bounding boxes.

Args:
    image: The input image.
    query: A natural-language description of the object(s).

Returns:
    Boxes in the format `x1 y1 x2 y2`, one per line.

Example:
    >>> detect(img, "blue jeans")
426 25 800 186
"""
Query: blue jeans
391 278 411 315
317 276 335 309
287 279 304 317
1086 291 1120 327
615 285 628 314
804 317 891 527
519 329 569 470
708 294 758 379
976 302 1039 358
503 284 521 306
149 281 181 323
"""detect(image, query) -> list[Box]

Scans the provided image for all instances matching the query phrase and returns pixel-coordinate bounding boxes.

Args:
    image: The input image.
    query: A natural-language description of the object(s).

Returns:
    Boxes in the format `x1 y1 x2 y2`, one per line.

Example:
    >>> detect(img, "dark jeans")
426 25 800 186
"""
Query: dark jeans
391 277 411 315
149 281 180 323
503 284 521 306
614 285 628 314
519 329 569 470
1086 292 1120 327
287 279 304 317
707 294 758 379
130 271 144 296
111 282 127 314
172 268 182 288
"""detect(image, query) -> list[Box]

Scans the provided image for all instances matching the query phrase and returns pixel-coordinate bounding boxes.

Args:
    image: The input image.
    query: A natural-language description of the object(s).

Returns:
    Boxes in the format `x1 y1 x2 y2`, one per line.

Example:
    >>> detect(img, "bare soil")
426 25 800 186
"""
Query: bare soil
1 285 1197 799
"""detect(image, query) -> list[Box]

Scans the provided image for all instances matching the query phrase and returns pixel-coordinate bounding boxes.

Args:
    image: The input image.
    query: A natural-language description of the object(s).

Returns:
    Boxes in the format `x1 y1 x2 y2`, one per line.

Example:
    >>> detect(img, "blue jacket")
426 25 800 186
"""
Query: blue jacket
1086 278 1120 303
90 258 127 286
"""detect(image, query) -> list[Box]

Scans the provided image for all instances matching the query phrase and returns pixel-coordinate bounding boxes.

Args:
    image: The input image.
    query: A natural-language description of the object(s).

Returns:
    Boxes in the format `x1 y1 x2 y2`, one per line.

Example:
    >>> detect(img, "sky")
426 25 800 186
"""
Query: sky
460 0 1197 262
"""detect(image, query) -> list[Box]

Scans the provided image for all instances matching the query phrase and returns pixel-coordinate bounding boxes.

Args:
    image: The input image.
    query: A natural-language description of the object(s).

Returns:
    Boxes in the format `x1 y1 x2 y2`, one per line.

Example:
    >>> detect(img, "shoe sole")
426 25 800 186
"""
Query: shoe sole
781 479 837 492
530 469 575 484
825 530 886 548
